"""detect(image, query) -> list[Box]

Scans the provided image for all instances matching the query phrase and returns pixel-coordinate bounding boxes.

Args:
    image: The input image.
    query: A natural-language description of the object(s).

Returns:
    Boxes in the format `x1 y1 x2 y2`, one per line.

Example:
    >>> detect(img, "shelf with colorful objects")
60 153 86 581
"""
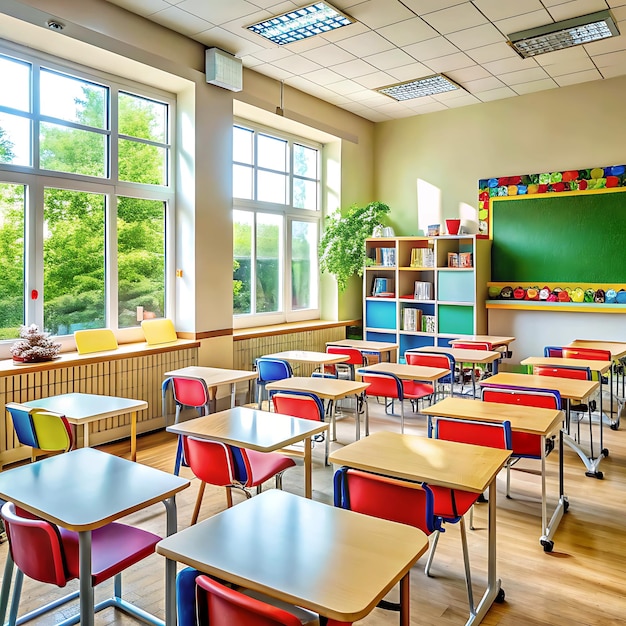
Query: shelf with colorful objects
364 235 491 357
486 283 626 312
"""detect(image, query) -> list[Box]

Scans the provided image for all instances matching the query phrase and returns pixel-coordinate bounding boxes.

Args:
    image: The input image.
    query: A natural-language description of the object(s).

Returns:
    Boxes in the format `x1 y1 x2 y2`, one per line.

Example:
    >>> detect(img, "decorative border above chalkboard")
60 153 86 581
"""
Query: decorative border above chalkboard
477 163 626 237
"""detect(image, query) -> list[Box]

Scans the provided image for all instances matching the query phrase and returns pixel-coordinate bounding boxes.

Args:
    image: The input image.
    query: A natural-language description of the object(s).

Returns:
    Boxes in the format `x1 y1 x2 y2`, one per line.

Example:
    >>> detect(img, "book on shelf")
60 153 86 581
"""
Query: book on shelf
422 315 436 333
402 307 422 331
459 252 473 268
410 248 434 268
374 247 396 266
414 281 432 300
372 277 395 296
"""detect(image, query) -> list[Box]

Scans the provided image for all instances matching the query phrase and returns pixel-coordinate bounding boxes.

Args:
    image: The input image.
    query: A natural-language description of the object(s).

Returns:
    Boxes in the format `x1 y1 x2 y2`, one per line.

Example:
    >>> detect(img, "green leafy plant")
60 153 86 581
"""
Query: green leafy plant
319 201 390 291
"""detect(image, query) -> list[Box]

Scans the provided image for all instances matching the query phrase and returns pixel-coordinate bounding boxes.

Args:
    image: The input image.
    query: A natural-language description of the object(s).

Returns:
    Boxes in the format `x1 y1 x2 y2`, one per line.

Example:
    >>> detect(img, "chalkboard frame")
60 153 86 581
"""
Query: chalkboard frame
490 188 626 283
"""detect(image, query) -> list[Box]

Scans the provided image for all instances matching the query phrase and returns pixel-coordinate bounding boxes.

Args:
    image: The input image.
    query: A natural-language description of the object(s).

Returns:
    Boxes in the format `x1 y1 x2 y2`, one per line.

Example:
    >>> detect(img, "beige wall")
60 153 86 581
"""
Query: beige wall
1 0 376 352
374 75 626 236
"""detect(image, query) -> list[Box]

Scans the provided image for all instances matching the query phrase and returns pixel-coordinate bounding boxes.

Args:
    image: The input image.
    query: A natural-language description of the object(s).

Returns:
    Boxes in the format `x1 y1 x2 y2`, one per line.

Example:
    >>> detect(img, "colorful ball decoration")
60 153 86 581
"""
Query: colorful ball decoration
617 290 626 304
488 286 502 299
513 286 526 300
571 288 585 303
606 289 617 303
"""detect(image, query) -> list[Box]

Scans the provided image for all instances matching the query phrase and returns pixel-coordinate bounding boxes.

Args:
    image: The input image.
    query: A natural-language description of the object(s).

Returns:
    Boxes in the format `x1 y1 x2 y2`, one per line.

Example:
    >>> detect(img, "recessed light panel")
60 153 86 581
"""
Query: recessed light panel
377 75 460 101
508 10 619 58
247 2 354 46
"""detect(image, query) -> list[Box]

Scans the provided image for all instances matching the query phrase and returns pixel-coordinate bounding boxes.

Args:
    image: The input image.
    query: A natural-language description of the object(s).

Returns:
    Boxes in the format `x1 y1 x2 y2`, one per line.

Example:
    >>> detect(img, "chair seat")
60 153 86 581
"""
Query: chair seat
245 449 297 487
238 588 320 625
60 522 161 585
402 380 433 400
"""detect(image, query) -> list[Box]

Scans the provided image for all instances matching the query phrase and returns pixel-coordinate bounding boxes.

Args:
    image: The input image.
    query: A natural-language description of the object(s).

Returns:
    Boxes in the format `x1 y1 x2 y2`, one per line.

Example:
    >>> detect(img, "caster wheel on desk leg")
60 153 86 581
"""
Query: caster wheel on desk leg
585 471 604 479
541 539 554 553
496 588 505 603
476 493 488 503
564 499 570 513
610 422 619 431
601 448 609 457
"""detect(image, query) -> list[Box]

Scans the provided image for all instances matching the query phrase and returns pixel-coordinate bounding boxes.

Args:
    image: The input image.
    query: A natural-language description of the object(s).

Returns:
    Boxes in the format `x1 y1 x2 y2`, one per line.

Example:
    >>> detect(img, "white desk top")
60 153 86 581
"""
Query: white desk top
358 361 449 382
265 376 368 400
167 406 328 451
164 366 257 386
156 490 428 623
262 350 349 365
521 356 611 375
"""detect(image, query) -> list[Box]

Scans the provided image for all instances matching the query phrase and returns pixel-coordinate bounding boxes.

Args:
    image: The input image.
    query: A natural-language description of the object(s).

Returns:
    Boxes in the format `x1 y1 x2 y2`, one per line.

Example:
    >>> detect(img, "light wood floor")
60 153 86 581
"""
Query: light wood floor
2 399 626 625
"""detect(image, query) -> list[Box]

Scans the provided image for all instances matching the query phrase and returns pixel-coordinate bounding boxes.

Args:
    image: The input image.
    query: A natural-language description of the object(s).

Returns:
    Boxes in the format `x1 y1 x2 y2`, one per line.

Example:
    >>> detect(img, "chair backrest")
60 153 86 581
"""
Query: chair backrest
256 358 293 384
533 364 591 380
543 346 563 357
171 376 210 409
481 386 562 410
326 346 364 366
271 392 324 423
451 341 492 351
561 347 612 362
434 417 512 450
141 318 178 345
182 437 237 486
74 328 118 354
195 574 303 626
360 371 403 399
1 501 71 587
334 467 440 536
5 403 73 452
405 351 454 371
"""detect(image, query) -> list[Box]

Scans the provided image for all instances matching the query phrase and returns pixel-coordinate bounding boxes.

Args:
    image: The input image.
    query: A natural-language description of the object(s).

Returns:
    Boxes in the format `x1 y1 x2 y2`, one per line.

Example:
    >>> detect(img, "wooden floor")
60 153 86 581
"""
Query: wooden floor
2 398 626 625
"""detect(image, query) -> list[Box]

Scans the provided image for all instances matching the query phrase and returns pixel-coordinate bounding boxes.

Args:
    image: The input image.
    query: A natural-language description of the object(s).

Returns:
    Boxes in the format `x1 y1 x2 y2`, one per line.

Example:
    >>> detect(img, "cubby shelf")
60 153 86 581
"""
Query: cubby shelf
364 235 491 356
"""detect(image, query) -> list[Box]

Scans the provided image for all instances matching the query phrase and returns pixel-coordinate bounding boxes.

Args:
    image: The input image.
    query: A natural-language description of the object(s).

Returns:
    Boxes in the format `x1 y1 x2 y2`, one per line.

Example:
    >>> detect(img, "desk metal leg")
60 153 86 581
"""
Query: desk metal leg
465 480 503 626
0 550 14 625
539 431 567 552
563 399 607 478
163 497 178 626
79 530 95 626
304 437 313 498
399 571 410 626
130 411 137 462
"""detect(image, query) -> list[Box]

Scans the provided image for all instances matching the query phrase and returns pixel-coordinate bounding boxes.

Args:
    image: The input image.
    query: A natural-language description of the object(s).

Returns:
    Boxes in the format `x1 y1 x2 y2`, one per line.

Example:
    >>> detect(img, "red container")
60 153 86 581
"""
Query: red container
445 219 461 235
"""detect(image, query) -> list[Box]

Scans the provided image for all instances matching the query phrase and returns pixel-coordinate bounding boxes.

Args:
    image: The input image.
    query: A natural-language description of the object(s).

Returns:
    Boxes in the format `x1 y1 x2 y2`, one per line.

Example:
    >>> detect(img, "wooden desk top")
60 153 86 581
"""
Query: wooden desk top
326 339 399 354
167 407 328 451
422 397 564 436
329 431 511 493
521 356 611 375
450 335 515 348
480 372 599 402
265 377 369 400
263 350 349 365
0 448 189 531
568 340 626 360
156 490 428 622
22 392 147 423
413 346 501 364
358 361 449 382
164 366 257 386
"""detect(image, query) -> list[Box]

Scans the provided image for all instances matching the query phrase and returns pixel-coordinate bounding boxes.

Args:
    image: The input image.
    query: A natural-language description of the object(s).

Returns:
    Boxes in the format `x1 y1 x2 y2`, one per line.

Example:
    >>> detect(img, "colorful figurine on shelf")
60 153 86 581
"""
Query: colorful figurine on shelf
595 289 606 303
513 286 526 300
488 286 502 299
584 289 595 303
617 290 626 304
606 289 617 303
558 290 571 302
571 287 585 303
500 286 513 299
539 287 550 301
525 287 539 300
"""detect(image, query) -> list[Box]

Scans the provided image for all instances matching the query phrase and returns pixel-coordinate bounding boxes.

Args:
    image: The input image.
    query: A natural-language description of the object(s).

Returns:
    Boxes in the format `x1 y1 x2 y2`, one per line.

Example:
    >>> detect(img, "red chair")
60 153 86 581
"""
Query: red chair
429 418 511 612
271 391 329 464
183 436 296 524
450 341 498 383
0 501 161 626
333 467 441 614
481 386 561 498
168 376 213 475
405 351 456 398
195 574 328 625
360 370 433 433
316 346 364 380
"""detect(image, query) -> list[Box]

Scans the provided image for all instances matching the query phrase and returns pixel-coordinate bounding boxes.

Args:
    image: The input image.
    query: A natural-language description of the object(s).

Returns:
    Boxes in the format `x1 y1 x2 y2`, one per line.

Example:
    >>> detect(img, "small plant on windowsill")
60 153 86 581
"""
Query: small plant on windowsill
319 201 391 291
10 324 61 363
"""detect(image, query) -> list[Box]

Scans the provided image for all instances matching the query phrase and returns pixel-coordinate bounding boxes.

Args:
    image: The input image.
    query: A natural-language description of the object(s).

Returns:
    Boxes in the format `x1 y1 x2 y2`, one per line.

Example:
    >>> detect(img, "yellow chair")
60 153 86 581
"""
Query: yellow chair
74 329 118 354
141 318 178 345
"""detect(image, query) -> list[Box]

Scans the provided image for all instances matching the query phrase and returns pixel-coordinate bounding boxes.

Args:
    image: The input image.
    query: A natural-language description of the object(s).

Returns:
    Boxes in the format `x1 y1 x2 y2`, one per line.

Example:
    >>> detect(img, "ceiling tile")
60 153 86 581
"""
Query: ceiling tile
386 61 433 81
300 67 345 85
404 36 459 61
495 9 554 36
150 5 213 35
196 26 266 56
512 77 559 94
177 0 258 23
555 68 604 86
547 0 609 22
473 0 545 22
467 41 519 64
593 49 626 67
362 48 416 70
299 43 357 66
421 3 488 35
498 66 550 85
377 17 439 47
332 58 380 78
425 51 475 73
542 57 596 77
401 0 471 15
463 75 506 92
482 55 539 75
347 0 416 30
446 23 507 50
446 64 491 82
334 30 396 56
318 21 370 43
473 85 517 101
438 93 481 107
249 46 294 62
354 71 398 89
325 78 365 95
107 0 171 15
596 63 626 77
272 55 322 74
584 33 626 56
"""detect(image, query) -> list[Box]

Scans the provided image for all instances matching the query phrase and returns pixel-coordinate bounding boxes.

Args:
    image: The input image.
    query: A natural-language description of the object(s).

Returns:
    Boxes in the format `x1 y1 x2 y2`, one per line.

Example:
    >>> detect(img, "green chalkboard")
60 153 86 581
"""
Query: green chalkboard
491 190 626 283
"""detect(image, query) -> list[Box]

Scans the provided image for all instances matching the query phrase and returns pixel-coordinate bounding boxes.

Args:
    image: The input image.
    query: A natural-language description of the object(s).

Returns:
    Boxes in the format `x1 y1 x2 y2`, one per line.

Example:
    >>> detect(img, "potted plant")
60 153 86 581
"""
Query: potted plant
319 201 390 291
10 324 62 363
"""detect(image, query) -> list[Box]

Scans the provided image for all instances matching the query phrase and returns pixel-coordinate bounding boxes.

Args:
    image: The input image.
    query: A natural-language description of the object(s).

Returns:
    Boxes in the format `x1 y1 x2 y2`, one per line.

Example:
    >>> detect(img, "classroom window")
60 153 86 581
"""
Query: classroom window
232 121 321 325
0 47 174 340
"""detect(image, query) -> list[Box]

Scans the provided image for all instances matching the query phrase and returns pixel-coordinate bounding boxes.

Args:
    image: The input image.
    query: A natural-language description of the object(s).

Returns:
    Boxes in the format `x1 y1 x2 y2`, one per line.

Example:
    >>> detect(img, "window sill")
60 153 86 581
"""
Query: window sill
233 319 360 341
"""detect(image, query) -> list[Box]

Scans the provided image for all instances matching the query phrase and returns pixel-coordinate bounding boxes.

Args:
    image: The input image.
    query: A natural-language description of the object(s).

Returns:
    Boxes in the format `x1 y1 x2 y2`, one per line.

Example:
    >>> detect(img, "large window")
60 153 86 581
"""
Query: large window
233 122 320 325
0 47 173 340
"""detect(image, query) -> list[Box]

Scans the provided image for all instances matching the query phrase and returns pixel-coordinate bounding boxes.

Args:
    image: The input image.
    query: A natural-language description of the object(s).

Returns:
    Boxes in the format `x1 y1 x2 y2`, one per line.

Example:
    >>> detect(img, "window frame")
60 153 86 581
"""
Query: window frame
233 119 322 328
0 42 176 353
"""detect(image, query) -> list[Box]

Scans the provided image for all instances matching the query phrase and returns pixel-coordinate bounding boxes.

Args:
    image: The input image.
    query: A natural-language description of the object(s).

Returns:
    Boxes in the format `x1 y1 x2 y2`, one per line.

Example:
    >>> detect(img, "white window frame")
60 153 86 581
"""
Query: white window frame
0 42 176 354
233 119 321 328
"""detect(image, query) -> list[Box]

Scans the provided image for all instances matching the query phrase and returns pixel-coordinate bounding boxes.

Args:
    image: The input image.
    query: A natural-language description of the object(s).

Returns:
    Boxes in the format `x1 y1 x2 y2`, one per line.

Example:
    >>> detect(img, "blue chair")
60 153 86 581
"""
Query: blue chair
255 358 292 410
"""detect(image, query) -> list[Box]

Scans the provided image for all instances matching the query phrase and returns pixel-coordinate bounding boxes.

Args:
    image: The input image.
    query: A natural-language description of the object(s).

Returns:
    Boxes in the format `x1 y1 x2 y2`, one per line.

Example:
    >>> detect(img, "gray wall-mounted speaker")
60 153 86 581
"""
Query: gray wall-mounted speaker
205 48 243 92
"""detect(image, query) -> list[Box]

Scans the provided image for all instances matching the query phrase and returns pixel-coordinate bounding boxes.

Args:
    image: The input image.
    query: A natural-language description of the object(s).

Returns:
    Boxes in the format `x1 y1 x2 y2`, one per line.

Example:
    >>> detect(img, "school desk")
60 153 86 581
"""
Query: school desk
261 350 349 376
325 338 399 362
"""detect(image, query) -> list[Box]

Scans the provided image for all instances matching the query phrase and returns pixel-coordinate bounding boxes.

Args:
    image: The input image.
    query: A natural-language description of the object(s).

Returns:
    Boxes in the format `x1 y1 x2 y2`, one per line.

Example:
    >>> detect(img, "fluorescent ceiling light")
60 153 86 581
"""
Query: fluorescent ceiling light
507 10 619 58
376 74 461 101
247 2 354 46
